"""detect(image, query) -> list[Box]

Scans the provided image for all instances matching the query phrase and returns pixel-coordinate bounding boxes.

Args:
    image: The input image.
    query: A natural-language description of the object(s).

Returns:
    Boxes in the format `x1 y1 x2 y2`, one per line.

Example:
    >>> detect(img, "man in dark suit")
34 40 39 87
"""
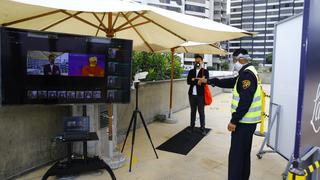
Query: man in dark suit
187 54 209 135
43 54 60 75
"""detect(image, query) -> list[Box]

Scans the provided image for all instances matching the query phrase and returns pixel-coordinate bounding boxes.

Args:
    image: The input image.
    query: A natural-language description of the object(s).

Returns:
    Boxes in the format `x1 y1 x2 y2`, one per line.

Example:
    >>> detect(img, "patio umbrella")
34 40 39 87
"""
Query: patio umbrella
160 42 228 55
0 0 255 52
0 0 255 164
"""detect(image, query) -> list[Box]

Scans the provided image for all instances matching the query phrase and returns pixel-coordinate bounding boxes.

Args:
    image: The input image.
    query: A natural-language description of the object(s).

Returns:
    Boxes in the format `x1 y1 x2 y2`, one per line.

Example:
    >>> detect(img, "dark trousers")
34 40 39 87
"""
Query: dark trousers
228 123 257 180
189 95 205 128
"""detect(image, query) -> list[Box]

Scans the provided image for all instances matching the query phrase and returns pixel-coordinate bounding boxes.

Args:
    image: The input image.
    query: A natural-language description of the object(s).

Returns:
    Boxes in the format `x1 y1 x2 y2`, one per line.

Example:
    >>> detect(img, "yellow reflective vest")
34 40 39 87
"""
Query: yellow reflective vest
231 65 262 124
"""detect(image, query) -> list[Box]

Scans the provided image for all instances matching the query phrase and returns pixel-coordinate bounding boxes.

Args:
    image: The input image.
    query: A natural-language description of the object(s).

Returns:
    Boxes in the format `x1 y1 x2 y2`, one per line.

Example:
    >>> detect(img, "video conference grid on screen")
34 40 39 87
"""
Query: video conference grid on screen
0 27 132 105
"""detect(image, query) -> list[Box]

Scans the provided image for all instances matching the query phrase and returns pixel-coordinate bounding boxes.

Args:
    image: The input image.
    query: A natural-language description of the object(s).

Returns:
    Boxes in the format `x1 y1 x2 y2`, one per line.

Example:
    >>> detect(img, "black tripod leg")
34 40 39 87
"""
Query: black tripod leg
138 111 159 159
121 112 135 153
129 111 138 172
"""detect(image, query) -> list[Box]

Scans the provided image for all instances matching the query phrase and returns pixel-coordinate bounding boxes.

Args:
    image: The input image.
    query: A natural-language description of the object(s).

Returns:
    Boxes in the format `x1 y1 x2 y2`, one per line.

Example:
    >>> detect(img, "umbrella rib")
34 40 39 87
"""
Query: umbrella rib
121 12 154 52
61 11 107 33
134 12 186 42
209 44 219 48
41 11 83 31
95 13 106 36
114 11 147 32
183 46 189 53
2 10 62 27
117 21 151 32
92 13 108 31
112 12 120 29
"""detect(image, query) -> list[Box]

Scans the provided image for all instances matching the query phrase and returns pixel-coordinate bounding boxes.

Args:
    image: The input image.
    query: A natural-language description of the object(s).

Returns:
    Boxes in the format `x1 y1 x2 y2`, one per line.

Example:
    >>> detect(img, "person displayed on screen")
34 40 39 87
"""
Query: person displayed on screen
81 56 105 77
43 54 61 75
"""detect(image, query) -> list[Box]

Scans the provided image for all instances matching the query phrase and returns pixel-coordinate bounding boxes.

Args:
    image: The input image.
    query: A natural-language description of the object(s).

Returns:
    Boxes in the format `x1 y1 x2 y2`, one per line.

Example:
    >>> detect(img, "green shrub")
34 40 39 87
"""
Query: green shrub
132 51 183 81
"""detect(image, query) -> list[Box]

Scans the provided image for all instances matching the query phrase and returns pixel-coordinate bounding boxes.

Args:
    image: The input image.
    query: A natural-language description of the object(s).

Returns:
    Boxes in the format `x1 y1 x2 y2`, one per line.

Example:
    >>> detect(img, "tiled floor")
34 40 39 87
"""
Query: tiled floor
18 85 288 180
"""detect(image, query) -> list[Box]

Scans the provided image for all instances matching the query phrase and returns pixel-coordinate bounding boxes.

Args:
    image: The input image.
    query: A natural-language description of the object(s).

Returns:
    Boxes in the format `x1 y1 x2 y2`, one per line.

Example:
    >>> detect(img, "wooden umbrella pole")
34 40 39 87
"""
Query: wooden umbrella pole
107 104 113 141
169 48 175 118
107 12 113 142
107 12 114 38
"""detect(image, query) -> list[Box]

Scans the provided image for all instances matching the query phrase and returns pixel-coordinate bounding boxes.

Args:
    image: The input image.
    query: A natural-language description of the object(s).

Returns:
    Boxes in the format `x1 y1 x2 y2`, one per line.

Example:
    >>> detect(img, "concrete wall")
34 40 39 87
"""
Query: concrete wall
0 105 70 180
0 78 226 179
115 78 224 142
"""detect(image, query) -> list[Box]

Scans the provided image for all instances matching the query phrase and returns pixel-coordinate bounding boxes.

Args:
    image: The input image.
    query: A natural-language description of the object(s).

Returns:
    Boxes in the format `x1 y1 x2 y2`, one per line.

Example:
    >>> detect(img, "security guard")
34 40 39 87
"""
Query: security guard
209 48 262 180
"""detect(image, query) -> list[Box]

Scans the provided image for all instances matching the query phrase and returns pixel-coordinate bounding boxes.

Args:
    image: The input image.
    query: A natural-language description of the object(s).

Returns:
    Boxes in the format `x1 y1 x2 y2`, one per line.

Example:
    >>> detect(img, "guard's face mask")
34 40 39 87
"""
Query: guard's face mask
233 61 244 72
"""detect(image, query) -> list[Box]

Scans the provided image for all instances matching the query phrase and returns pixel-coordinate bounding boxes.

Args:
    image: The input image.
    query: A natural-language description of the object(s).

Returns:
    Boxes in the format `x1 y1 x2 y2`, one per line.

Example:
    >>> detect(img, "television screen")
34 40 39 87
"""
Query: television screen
0 27 132 105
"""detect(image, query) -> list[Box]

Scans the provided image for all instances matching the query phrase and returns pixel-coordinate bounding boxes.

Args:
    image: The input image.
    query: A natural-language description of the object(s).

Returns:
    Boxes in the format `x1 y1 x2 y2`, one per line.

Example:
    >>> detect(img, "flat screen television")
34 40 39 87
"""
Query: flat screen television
0 27 132 105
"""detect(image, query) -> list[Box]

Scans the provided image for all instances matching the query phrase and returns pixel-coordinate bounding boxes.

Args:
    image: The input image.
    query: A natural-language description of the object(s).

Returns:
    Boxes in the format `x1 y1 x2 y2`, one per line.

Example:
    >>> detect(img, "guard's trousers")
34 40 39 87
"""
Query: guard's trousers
228 123 257 180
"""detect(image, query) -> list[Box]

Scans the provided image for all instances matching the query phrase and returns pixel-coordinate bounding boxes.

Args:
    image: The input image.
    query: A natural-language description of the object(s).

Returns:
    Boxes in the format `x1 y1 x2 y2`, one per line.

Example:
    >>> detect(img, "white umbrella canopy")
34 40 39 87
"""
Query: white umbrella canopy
0 0 255 52
159 41 228 55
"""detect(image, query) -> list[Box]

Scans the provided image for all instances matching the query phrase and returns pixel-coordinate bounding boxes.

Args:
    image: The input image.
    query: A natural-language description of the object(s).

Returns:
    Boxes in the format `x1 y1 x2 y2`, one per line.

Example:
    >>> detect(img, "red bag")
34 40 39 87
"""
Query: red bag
204 84 213 105
202 69 213 105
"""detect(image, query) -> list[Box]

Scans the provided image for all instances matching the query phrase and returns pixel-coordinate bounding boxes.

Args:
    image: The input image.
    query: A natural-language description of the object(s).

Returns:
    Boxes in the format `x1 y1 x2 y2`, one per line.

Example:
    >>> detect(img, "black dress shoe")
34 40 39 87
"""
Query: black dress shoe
201 127 207 136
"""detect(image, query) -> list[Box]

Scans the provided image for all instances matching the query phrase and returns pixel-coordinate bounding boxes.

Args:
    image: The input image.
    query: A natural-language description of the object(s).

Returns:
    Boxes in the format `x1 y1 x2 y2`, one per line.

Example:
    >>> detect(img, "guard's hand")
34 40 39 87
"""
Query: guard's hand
227 122 236 132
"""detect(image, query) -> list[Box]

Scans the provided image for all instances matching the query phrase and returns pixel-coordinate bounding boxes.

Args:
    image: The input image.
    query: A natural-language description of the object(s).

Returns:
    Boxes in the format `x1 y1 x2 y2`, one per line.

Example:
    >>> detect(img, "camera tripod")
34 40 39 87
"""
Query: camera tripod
121 82 159 172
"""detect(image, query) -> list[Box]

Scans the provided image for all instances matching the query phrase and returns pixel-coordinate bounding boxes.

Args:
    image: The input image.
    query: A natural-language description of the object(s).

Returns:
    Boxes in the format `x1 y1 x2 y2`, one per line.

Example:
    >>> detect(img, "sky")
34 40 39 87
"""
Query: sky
227 0 230 14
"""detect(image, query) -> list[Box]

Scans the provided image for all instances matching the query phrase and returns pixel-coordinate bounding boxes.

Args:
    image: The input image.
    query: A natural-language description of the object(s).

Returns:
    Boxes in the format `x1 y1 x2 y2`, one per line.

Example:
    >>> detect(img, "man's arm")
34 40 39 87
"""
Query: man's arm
208 77 237 89
230 71 257 125
187 70 198 85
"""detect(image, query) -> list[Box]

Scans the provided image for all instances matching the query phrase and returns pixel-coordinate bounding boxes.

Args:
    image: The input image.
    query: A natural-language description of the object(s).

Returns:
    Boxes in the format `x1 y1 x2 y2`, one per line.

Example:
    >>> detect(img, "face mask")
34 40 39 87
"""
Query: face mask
234 61 243 72
195 62 200 69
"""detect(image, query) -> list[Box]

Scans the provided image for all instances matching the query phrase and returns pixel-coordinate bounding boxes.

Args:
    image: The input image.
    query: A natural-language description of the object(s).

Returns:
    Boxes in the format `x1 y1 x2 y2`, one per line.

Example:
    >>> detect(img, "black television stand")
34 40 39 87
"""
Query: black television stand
42 132 116 180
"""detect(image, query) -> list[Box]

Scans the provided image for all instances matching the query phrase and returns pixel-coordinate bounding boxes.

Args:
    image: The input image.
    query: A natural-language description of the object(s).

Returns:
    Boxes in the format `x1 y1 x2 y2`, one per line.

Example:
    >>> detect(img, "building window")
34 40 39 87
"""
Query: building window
267 11 279 16
159 0 170 4
185 4 205 13
230 19 242 24
231 43 240 47
280 9 293 15
243 24 253 29
243 12 254 16
231 2 242 6
254 24 265 29
148 3 182 12
242 37 254 41
268 5 279 9
232 8 239 12
255 6 266 11
255 12 266 16
171 0 182 5
243 6 254 11
243 0 254 5
281 3 292 8
294 9 303 14
186 0 206 4
242 18 254 22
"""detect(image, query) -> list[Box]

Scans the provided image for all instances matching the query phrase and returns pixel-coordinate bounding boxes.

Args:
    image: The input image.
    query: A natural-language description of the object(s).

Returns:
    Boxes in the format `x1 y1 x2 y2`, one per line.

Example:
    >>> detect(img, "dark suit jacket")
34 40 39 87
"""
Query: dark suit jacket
43 64 60 75
187 68 209 96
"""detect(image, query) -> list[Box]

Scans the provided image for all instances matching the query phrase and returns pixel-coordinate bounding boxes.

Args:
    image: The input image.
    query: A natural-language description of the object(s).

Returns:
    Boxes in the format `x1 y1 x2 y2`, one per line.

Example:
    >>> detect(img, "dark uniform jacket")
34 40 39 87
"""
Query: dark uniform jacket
187 68 209 96
209 63 258 124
